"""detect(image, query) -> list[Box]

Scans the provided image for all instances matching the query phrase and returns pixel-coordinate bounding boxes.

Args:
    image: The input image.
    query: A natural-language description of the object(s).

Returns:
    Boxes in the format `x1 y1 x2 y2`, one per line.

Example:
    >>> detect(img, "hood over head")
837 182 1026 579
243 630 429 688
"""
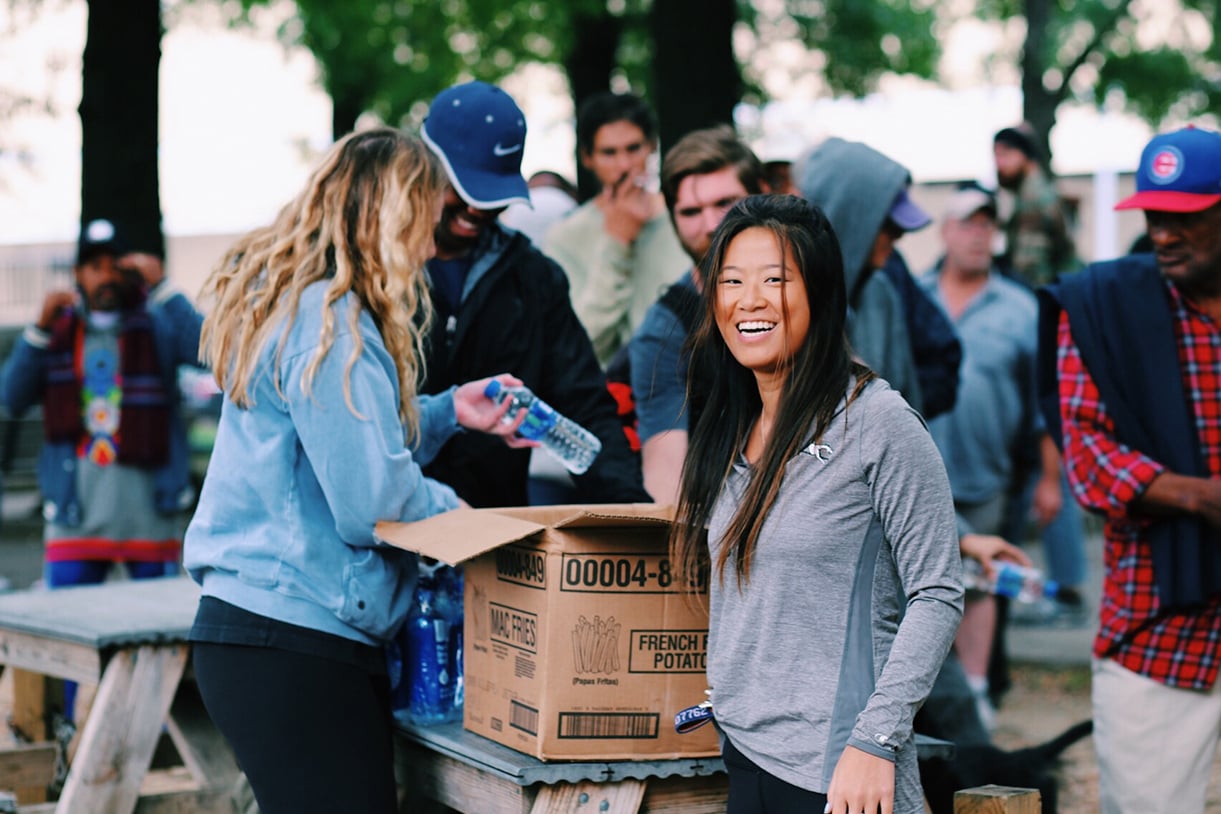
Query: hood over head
794 138 913 295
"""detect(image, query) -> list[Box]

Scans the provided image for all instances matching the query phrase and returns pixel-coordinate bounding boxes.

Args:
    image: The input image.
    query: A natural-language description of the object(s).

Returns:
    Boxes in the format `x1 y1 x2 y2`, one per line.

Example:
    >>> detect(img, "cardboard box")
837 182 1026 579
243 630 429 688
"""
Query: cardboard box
375 504 719 761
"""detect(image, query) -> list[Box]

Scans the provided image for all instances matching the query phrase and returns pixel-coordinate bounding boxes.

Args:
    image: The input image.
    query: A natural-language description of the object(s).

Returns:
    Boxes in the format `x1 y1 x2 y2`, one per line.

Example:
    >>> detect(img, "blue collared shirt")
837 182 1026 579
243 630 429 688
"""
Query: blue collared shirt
920 265 1041 505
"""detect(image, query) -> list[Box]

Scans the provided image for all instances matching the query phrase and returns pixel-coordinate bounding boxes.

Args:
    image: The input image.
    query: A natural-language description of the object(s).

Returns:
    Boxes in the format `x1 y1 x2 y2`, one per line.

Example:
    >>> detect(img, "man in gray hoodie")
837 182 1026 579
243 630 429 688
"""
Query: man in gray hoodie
795 138 926 412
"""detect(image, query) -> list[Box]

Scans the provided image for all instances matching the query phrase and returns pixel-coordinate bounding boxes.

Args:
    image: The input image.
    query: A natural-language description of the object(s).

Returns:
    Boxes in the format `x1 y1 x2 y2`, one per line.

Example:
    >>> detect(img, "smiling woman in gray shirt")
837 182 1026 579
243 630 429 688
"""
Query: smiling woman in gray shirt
671 195 963 814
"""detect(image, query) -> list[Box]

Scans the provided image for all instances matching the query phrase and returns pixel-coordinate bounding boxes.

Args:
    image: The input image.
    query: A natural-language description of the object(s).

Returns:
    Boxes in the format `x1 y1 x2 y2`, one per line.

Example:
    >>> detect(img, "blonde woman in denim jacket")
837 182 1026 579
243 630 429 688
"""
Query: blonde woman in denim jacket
185 128 525 813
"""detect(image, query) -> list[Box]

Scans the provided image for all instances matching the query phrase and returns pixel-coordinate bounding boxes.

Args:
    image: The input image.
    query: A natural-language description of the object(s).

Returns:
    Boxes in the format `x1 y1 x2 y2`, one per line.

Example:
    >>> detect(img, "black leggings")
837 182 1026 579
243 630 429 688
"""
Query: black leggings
192 641 397 814
723 736 828 814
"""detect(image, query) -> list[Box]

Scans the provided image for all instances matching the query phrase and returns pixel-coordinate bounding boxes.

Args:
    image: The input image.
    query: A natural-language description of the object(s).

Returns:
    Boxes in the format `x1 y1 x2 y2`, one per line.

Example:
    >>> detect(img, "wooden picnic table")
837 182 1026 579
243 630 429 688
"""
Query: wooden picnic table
0 576 962 814
0 576 238 813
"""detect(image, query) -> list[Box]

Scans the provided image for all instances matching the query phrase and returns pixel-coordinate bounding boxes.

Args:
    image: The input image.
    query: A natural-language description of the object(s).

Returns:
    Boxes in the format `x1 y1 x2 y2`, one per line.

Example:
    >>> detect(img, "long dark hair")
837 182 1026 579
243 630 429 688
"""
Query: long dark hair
671 194 874 591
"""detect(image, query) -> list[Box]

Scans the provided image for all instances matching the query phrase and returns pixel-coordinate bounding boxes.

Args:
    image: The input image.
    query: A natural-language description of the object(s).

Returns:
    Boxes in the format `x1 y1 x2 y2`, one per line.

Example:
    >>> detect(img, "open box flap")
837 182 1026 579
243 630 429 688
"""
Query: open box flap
549 503 675 529
374 508 546 565
463 503 675 530
374 504 676 565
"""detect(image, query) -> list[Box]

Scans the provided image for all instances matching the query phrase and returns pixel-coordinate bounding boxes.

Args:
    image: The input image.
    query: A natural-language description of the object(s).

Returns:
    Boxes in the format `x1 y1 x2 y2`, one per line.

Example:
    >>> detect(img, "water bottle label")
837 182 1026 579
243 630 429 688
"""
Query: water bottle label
433 619 451 686
994 564 1024 600
517 401 559 441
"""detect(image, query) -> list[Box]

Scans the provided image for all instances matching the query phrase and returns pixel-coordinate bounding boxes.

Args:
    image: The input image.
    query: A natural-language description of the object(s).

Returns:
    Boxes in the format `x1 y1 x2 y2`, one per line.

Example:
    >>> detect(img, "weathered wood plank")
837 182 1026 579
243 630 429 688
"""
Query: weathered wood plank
0 634 99 685
530 779 646 814
9 669 49 806
133 768 231 814
0 743 55 791
15 803 54 813
55 645 188 814
8 670 46 747
640 774 728 813
954 785 1041 814
0 579 198 653
397 738 533 814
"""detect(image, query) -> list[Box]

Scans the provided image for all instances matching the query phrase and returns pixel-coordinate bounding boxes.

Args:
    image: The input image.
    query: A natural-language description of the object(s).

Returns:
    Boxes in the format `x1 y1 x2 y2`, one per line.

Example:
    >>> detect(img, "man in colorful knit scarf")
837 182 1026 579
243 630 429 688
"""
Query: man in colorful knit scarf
0 218 204 716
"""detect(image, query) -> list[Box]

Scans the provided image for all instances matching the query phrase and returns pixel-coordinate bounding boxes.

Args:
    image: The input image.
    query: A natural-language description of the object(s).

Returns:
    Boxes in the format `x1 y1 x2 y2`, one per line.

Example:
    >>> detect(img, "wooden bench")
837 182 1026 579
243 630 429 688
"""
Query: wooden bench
0 577 239 813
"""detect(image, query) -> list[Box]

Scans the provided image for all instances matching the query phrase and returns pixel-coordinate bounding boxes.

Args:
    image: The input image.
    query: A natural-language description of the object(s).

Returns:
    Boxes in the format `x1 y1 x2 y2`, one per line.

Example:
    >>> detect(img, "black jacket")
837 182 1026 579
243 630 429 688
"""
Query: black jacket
421 225 649 508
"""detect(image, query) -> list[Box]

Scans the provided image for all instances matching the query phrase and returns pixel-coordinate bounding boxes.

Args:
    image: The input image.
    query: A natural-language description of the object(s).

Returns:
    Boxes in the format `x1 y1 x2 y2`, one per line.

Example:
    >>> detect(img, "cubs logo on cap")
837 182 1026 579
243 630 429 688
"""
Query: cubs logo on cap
1116 126 1221 213
1149 147 1183 184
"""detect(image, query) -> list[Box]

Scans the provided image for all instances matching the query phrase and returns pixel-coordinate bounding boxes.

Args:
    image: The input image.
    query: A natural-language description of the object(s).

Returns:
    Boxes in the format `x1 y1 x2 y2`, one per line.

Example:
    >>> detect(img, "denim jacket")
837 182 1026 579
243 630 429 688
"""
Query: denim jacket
0 283 205 526
184 282 461 645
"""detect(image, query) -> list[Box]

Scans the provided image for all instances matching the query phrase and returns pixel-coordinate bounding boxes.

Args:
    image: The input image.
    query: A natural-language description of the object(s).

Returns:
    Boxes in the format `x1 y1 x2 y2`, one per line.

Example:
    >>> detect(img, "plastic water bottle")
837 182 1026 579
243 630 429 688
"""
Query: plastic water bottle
401 561 455 725
484 380 602 474
961 558 1059 603
440 565 464 722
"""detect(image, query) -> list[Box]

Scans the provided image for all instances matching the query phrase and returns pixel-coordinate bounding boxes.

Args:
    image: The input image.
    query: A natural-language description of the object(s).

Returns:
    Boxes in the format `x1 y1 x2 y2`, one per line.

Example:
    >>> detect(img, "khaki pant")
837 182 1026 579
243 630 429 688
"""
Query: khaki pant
1094 656 1221 814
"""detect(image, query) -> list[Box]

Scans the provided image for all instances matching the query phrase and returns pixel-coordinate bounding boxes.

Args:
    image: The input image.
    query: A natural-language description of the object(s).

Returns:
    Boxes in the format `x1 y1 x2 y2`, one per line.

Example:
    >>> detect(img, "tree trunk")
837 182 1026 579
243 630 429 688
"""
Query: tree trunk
649 0 739 158
80 0 163 257
332 94 364 142
1020 0 1057 171
564 11 623 202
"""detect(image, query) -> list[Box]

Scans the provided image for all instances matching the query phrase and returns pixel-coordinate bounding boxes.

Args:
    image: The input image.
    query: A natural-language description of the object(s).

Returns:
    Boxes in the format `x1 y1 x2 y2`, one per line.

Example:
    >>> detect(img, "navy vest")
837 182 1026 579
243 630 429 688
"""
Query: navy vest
1037 254 1220 609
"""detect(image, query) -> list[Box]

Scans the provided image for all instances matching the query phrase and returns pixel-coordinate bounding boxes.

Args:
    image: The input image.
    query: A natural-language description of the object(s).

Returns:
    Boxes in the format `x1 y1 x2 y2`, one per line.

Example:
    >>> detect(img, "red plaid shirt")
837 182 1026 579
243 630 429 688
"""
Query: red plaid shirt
1057 279 1221 690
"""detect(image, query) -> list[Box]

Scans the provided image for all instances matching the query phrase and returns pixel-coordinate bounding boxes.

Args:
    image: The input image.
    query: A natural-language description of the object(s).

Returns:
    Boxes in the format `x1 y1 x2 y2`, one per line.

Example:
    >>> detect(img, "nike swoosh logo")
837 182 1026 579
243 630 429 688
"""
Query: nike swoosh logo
493 142 523 156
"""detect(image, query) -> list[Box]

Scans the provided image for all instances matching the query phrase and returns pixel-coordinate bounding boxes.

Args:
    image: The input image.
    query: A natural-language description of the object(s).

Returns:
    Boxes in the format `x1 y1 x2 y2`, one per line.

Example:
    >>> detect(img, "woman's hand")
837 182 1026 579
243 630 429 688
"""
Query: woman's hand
959 533 1032 581
825 744 894 814
453 374 536 448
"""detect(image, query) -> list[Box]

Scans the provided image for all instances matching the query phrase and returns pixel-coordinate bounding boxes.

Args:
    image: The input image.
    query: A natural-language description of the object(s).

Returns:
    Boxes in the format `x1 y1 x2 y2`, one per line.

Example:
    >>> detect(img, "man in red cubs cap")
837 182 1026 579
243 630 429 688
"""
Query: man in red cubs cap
1037 126 1221 813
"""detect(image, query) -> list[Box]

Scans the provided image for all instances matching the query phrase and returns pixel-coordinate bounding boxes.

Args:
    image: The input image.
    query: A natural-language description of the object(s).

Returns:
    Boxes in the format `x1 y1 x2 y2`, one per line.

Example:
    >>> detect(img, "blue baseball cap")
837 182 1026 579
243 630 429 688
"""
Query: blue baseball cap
422 81 531 210
888 188 932 232
1115 126 1221 213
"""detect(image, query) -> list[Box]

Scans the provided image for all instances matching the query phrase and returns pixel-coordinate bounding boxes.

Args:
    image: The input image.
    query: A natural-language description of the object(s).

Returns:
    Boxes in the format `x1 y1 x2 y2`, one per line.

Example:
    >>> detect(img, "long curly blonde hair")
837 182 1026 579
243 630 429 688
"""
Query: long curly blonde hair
199 127 443 442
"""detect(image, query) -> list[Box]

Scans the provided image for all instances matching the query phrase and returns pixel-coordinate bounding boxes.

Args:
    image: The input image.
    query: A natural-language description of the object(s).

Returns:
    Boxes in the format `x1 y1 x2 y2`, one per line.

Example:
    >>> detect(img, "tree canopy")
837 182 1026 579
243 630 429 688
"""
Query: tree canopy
977 0 1221 163
12 0 1221 251
244 0 1220 169
235 0 944 193
236 0 621 137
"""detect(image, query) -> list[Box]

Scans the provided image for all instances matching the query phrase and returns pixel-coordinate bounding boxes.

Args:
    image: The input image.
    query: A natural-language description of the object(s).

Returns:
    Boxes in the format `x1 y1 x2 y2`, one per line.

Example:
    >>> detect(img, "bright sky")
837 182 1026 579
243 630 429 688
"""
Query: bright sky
1 1 334 244
0 1 1156 247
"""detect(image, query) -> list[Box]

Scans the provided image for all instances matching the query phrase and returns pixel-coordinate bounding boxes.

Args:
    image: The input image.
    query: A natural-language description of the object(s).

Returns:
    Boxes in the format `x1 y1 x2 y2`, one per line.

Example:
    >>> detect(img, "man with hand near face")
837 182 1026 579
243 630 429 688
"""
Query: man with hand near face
0 218 205 718
544 92 688 365
622 125 769 503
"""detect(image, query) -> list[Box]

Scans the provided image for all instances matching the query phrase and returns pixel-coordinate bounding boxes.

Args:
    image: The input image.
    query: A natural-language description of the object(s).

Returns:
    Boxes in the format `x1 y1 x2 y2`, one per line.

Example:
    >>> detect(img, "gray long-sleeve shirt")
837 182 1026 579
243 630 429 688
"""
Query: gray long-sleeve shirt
707 379 963 813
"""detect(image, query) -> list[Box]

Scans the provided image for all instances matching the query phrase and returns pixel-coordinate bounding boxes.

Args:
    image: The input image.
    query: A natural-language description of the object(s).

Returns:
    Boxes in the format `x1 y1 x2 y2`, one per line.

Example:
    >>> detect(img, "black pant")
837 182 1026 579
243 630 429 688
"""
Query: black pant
723 736 828 813
193 641 398 814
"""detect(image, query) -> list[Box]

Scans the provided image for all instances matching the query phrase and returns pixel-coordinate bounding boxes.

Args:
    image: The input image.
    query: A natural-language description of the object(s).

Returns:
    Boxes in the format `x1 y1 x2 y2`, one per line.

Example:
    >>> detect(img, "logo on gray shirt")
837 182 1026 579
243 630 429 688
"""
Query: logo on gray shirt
803 442 834 461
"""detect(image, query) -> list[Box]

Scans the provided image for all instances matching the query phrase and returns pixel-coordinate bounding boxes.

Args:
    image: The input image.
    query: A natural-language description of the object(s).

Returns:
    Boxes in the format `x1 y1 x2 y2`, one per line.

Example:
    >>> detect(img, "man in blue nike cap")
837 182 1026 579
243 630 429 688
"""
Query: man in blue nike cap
418 81 649 509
